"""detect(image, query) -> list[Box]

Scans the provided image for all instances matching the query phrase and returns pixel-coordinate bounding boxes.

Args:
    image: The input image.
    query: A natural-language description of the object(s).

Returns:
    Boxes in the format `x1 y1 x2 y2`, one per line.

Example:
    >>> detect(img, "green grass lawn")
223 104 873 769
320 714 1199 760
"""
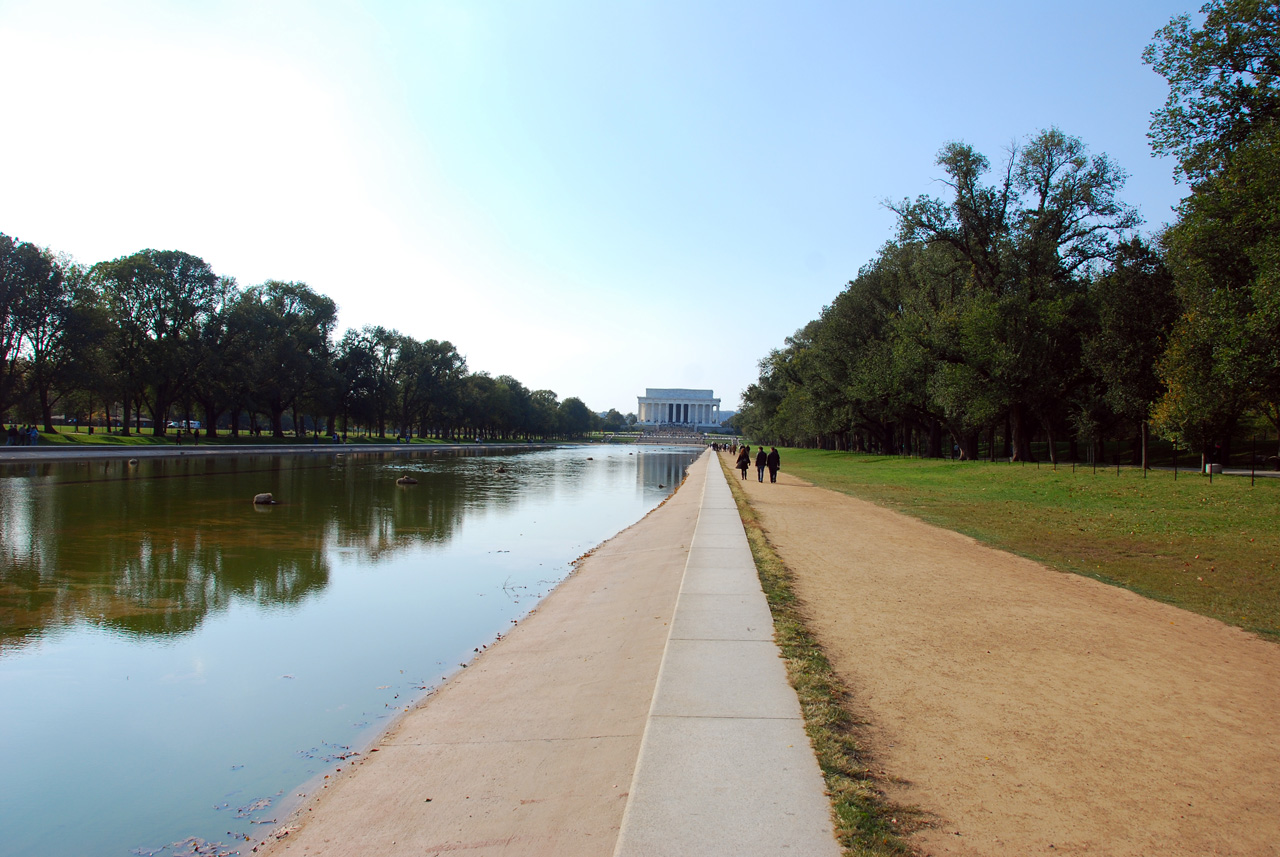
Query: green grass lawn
777 449 1280 639
33 427 459 447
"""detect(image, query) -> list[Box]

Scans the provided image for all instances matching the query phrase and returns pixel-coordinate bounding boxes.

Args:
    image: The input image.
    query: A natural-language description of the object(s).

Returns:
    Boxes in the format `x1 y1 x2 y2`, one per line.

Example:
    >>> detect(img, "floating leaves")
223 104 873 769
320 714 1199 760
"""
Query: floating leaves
296 742 359 764
131 837 238 857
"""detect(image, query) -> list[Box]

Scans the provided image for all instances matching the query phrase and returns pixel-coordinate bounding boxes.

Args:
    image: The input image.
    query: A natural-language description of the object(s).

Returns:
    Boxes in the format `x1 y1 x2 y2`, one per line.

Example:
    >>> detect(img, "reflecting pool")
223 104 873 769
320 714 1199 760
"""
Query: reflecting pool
0 444 701 857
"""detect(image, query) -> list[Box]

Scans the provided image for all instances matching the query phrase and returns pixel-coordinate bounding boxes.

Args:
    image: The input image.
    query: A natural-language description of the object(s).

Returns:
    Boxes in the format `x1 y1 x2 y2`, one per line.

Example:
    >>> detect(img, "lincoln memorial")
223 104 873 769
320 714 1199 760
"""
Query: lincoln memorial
637 388 721 428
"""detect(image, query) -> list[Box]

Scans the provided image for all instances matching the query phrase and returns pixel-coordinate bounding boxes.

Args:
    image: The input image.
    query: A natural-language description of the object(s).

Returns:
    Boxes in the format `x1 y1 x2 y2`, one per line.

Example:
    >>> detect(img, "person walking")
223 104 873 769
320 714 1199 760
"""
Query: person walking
766 447 780 483
754 447 767 482
735 444 751 480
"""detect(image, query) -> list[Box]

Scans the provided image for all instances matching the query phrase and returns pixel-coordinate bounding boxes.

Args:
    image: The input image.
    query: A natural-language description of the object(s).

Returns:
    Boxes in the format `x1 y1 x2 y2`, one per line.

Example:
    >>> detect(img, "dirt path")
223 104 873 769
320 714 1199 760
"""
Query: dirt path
728 455 1280 857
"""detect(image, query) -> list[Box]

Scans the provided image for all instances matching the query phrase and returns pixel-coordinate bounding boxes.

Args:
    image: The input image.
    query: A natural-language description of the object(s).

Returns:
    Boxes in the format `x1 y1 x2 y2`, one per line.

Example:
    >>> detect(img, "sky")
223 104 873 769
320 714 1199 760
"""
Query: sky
0 0 1195 414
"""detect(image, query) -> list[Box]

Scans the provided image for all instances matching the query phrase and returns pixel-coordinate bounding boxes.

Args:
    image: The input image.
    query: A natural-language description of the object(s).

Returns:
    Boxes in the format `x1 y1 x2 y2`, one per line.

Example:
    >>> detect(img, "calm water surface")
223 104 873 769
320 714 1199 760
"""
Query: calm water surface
0 444 701 857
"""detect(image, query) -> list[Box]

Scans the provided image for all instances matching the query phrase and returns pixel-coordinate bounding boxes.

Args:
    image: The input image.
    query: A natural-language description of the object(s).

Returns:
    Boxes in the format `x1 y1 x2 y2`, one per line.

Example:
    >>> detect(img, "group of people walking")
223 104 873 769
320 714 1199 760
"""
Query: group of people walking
5 424 39 446
730 443 780 483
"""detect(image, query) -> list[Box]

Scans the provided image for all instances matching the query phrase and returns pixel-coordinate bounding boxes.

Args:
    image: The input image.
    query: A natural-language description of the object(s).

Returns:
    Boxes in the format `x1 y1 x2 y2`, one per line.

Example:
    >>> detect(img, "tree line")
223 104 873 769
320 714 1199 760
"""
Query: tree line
0 242 617 441
734 0 1279 468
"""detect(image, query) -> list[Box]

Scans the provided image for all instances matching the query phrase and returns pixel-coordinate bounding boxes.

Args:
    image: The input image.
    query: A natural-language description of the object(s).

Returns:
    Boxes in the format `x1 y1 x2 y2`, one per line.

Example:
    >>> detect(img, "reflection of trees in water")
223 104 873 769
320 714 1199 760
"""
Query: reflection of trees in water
0 448 698 651
326 453 468 557
0 456 337 650
638 451 696 494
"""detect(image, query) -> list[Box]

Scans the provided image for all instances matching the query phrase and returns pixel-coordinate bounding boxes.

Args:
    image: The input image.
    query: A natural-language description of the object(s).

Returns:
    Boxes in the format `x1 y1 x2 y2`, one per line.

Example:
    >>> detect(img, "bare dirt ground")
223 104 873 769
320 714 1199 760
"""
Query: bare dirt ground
729 456 1280 857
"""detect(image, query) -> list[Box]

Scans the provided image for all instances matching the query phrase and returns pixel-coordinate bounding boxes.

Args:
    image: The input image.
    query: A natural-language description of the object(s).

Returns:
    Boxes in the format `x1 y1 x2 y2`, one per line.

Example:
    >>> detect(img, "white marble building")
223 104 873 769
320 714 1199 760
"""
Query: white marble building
637 388 721 428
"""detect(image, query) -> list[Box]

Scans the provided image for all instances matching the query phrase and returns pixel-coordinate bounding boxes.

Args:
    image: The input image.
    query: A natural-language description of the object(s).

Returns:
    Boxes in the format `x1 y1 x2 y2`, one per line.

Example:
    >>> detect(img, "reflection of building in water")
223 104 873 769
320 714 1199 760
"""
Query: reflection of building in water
637 388 721 428
637 452 694 493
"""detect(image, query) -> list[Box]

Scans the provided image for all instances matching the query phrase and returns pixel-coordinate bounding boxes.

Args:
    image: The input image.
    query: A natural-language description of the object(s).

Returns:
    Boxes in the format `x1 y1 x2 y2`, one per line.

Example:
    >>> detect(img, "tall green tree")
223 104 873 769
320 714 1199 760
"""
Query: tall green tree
1145 0 1280 184
233 281 337 437
22 254 81 432
1147 1 1280 458
1083 238 1179 465
0 234 50 419
557 396 595 437
891 128 1138 460
92 249 222 434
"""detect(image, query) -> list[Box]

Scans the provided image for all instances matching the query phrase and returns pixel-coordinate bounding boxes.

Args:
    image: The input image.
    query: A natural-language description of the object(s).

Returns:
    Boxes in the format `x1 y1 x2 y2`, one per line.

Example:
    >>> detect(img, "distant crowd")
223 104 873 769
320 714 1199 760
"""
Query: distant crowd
6 425 40 446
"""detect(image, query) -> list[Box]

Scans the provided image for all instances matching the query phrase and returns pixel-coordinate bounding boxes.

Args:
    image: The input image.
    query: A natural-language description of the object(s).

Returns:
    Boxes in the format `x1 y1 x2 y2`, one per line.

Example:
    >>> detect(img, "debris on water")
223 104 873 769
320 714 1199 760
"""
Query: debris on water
295 743 358 763
138 837 238 857
235 798 272 818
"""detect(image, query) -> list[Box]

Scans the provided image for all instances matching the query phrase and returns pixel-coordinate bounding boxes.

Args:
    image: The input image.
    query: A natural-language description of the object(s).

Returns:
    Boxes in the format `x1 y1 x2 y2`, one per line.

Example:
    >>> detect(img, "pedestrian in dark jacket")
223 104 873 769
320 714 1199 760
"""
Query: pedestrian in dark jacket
735 445 750 480
766 447 780 483
755 448 767 482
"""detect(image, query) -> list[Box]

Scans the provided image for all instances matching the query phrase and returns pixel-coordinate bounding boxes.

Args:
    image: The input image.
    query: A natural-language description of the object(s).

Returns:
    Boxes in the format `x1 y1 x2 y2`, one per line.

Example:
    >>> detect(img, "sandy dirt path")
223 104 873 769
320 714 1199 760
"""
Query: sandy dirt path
253 454 709 857
727 455 1280 857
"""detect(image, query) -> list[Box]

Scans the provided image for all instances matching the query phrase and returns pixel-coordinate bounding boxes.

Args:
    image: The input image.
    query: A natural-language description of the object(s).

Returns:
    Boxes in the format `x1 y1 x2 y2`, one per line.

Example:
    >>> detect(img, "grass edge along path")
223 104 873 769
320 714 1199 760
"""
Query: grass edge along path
718 455 918 857
778 449 1280 641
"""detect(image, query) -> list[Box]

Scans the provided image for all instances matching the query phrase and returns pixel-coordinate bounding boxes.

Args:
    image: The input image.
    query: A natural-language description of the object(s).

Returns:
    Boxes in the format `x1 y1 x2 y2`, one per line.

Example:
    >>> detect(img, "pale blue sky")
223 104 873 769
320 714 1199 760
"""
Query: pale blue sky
0 1 1191 413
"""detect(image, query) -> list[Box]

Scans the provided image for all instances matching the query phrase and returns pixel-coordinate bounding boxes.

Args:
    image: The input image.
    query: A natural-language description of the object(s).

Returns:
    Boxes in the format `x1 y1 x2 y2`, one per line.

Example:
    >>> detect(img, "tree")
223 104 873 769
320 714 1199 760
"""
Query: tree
557 397 594 437
1145 0 1280 184
0 234 50 419
232 281 337 437
1083 239 1179 466
891 129 1138 460
393 336 466 438
1147 2 1280 458
529 389 561 438
22 253 81 432
183 277 240 438
92 249 222 434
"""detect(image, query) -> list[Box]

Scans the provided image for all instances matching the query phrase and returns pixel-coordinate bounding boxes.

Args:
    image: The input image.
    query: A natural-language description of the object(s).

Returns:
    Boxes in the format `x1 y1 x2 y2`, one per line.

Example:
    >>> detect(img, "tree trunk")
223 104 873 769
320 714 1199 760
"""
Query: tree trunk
927 420 943 458
1218 415 1237 467
119 393 133 435
39 387 54 434
1009 404 1033 461
1044 421 1058 465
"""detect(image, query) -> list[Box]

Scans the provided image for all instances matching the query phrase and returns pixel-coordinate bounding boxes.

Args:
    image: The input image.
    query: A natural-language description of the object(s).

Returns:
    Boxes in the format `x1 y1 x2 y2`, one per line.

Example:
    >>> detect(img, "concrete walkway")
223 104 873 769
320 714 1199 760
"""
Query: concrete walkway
613 455 839 856
255 449 838 856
